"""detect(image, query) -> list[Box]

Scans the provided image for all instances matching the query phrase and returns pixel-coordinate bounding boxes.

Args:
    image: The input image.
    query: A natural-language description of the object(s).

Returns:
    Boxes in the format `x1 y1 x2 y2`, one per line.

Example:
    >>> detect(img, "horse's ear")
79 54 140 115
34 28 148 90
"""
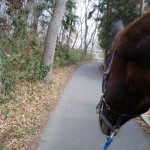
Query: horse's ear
117 12 150 65
112 20 124 39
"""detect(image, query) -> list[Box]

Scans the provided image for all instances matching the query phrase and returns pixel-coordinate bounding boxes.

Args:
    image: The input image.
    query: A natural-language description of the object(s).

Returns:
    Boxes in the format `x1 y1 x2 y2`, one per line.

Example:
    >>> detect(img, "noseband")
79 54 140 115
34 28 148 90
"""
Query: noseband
96 92 138 132
96 41 138 133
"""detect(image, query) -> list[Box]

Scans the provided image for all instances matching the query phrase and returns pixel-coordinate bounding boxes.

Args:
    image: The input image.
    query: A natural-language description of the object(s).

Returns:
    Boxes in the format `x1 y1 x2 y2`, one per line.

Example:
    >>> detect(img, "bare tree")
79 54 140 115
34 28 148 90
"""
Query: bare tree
141 0 145 14
43 0 67 83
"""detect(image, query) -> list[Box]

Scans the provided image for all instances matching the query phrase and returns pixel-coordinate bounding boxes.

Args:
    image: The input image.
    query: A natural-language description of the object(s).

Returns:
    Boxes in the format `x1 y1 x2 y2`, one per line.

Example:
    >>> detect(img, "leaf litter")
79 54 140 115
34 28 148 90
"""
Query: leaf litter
0 64 81 149
136 110 150 135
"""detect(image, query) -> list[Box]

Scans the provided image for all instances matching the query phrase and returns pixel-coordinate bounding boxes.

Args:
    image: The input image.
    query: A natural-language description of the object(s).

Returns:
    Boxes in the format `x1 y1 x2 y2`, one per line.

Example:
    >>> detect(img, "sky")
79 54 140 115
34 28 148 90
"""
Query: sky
74 0 101 52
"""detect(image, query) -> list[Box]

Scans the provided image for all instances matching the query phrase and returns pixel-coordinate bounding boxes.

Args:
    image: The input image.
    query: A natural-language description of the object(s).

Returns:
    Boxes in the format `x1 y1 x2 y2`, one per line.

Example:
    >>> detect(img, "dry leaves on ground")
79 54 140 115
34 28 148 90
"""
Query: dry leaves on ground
136 110 150 135
0 64 81 150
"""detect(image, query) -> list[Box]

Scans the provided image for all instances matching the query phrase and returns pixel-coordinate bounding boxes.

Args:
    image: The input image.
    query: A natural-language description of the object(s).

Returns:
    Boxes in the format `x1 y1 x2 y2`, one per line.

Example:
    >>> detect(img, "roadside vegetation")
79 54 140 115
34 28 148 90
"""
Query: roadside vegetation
0 1 93 148
0 30 92 149
0 34 92 96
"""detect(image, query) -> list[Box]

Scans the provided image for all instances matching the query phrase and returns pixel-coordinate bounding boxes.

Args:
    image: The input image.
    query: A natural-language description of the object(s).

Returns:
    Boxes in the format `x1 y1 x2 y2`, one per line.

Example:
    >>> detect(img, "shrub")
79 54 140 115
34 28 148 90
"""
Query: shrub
0 36 92 95
54 44 92 67
0 33 43 94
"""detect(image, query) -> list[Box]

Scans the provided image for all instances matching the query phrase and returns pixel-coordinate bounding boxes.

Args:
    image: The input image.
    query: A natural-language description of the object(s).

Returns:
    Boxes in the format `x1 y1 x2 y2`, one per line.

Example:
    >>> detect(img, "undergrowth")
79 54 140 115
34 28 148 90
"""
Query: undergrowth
54 44 92 67
0 34 92 96
0 33 43 95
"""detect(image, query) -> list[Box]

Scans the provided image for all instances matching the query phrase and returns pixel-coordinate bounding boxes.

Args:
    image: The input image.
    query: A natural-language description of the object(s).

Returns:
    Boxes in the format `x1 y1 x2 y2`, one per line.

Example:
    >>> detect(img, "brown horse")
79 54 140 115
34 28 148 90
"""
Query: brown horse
97 12 150 136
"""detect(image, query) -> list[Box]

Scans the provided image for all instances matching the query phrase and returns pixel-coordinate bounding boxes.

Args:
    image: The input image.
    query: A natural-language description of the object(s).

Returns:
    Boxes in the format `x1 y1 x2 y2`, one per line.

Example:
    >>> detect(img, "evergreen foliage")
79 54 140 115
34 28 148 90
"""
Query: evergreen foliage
98 0 140 52
63 0 78 32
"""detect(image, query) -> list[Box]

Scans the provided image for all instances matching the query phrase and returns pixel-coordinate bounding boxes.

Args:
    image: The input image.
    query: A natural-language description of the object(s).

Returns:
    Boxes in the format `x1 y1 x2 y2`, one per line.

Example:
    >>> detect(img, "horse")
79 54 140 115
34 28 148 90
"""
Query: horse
96 12 150 136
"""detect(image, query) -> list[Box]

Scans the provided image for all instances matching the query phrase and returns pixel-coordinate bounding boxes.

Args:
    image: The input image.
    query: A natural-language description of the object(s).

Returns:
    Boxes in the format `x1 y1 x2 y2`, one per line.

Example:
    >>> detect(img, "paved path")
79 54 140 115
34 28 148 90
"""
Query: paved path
38 62 150 150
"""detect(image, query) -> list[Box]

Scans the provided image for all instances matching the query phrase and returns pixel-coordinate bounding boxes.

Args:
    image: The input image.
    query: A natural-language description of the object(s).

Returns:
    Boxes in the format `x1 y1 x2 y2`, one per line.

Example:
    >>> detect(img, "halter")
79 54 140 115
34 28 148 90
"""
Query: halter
96 41 139 150
96 41 139 134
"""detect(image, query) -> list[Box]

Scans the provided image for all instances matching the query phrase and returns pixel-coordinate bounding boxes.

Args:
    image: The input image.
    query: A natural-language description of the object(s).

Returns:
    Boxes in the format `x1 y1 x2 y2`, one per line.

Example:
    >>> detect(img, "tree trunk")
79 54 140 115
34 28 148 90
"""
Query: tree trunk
83 0 88 54
141 0 145 15
43 0 67 83
32 0 40 34
0 59 2 93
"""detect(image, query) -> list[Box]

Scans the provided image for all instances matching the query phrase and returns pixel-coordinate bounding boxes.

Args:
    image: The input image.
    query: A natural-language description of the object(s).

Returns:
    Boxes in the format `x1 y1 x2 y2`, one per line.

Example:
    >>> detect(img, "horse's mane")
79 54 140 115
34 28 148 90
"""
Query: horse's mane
116 12 150 68
112 12 150 98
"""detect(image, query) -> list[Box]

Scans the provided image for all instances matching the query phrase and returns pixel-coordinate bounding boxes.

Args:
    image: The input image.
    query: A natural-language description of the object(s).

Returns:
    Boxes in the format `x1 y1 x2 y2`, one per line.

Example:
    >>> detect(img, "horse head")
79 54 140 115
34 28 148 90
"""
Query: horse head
98 12 150 136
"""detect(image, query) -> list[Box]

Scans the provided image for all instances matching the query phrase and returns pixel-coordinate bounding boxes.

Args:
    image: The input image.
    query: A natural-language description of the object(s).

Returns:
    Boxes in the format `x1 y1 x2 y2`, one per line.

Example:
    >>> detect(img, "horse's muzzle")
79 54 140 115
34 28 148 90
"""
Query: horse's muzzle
99 116 112 136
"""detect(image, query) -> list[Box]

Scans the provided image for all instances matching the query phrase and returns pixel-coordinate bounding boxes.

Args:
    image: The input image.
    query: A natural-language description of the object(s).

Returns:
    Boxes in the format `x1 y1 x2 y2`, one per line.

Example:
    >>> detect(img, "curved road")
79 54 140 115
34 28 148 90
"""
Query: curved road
38 62 150 150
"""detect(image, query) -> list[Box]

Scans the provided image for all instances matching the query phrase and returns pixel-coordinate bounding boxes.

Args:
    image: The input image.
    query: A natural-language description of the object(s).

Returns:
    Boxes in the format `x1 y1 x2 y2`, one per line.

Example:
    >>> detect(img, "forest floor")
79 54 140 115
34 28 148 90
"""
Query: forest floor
0 62 149 149
0 62 86 150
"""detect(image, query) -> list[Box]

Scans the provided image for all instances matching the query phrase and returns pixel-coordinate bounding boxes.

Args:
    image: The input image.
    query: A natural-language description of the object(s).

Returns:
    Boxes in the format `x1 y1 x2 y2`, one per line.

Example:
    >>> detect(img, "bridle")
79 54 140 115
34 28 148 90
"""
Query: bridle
96 40 139 134
96 93 138 133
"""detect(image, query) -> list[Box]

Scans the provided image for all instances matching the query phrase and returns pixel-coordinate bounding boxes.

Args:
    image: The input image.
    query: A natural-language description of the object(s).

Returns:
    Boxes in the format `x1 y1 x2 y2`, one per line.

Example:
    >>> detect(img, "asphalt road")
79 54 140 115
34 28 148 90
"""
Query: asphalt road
37 61 150 150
